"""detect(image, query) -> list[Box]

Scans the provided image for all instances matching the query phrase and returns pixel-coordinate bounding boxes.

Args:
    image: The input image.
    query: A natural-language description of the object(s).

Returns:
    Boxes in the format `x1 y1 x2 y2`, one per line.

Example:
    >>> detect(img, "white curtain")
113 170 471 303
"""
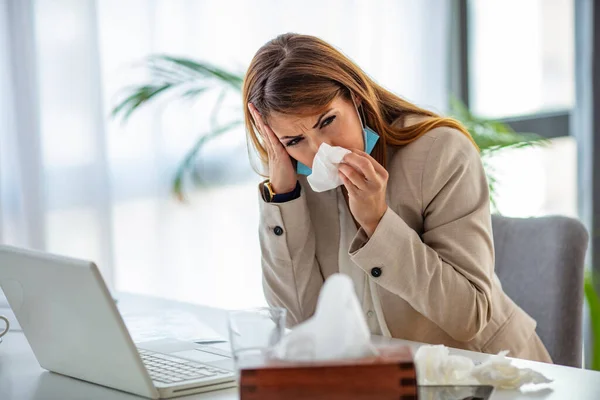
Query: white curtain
0 0 450 309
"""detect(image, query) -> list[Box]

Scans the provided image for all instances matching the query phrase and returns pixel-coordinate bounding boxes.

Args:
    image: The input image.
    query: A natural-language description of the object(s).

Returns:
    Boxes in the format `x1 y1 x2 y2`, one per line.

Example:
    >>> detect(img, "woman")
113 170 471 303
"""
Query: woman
243 33 552 363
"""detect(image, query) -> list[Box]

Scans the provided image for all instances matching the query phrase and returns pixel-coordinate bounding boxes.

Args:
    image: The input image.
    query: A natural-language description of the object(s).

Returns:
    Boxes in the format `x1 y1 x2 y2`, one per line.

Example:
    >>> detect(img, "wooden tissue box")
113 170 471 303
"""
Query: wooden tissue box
239 346 417 400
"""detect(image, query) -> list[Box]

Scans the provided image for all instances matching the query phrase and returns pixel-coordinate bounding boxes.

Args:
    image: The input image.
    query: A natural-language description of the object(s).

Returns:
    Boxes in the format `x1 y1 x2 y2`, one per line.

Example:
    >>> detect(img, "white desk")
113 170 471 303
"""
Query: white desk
1 293 600 399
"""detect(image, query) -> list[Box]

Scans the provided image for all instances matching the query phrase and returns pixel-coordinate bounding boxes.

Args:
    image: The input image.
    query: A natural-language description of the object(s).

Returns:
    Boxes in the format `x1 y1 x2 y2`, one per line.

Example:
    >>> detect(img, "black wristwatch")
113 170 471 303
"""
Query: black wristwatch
262 180 301 203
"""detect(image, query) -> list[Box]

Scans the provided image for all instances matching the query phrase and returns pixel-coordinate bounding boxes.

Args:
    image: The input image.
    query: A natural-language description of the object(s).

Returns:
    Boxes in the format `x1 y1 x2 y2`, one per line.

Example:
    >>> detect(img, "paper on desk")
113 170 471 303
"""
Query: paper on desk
119 308 225 344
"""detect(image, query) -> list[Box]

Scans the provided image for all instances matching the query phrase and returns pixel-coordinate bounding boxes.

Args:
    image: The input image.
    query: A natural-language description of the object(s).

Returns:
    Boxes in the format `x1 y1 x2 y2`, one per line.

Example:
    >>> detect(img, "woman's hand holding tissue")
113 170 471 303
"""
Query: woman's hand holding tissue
248 103 297 193
338 150 389 237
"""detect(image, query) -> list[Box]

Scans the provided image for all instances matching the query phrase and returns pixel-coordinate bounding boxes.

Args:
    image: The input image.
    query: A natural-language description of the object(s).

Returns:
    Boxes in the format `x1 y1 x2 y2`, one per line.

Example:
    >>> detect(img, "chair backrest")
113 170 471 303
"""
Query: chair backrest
491 214 588 367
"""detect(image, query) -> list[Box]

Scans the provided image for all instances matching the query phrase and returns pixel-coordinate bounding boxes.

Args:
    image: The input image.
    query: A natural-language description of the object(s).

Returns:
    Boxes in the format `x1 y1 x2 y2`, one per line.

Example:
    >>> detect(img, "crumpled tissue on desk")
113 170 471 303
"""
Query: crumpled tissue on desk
415 344 553 390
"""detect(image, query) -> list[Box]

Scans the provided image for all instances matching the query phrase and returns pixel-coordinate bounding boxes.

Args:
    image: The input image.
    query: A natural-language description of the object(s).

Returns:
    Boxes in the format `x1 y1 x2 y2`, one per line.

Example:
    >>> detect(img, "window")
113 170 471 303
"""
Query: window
469 0 574 119
487 137 577 217
457 0 577 218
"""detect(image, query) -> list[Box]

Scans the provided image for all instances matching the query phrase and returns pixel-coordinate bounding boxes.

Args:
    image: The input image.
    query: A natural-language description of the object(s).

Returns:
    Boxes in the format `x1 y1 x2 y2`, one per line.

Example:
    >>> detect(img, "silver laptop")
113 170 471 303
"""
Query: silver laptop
0 245 236 399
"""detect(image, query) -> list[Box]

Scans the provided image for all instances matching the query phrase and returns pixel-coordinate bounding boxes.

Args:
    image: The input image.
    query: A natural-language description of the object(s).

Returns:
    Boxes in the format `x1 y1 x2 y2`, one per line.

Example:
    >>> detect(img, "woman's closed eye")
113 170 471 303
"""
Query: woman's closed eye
320 115 336 128
285 115 336 147
286 137 304 147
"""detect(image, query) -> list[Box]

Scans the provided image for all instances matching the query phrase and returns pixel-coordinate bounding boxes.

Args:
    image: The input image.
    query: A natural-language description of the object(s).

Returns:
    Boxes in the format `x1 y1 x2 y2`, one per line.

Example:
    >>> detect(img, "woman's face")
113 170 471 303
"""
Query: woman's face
266 96 364 168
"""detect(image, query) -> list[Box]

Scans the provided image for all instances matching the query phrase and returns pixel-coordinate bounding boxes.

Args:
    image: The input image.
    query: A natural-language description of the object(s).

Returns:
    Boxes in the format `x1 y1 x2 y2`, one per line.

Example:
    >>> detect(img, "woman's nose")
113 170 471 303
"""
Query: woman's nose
309 136 332 152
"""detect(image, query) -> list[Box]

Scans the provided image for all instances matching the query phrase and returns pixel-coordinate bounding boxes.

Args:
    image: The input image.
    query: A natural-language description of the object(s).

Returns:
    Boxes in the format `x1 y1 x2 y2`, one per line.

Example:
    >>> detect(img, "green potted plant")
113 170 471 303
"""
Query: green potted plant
111 55 546 203
584 271 600 370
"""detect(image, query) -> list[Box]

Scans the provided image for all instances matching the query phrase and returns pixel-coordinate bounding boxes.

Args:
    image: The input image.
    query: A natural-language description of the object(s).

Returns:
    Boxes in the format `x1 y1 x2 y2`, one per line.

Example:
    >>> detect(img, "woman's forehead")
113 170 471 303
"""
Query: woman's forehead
266 97 349 136
267 112 320 137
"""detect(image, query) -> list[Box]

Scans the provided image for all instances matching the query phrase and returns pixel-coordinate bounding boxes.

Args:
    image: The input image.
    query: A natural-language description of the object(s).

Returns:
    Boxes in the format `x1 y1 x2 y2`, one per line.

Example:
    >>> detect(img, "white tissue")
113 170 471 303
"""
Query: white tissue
306 143 351 193
471 350 553 389
414 345 553 390
272 274 378 361
414 345 478 385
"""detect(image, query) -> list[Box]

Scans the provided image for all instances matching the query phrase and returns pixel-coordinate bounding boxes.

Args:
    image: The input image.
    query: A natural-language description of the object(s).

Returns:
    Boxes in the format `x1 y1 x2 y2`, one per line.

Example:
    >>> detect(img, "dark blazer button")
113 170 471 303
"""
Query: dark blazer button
371 267 382 277
273 226 284 236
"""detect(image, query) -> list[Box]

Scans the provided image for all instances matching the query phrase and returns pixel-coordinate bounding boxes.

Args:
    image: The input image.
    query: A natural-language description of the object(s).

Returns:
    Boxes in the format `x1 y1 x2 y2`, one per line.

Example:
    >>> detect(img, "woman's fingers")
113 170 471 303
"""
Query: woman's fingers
248 103 263 132
264 123 285 153
248 103 273 154
353 149 388 177
247 103 289 161
338 149 389 196
260 118 287 159
338 163 368 191
342 152 378 183
339 170 360 196
248 104 265 135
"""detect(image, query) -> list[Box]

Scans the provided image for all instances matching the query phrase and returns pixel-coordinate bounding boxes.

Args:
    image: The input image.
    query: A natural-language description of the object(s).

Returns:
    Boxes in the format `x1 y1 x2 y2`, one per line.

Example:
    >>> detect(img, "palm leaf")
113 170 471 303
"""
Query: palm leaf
172 119 243 202
449 96 548 154
186 89 232 185
585 270 600 370
112 55 243 122
481 158 499 213
449 96 550 212
111 55 246 199
153 55 244 90
111 83 174 122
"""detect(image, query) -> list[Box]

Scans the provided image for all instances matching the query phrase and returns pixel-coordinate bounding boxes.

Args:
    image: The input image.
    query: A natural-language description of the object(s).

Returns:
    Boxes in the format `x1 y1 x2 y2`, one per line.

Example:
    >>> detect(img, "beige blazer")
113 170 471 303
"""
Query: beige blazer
258 118 552 363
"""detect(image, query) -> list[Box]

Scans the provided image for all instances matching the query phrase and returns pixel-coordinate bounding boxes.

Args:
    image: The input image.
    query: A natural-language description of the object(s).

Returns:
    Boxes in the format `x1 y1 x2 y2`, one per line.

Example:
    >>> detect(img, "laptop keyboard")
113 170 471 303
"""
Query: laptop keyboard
138 349 230 385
